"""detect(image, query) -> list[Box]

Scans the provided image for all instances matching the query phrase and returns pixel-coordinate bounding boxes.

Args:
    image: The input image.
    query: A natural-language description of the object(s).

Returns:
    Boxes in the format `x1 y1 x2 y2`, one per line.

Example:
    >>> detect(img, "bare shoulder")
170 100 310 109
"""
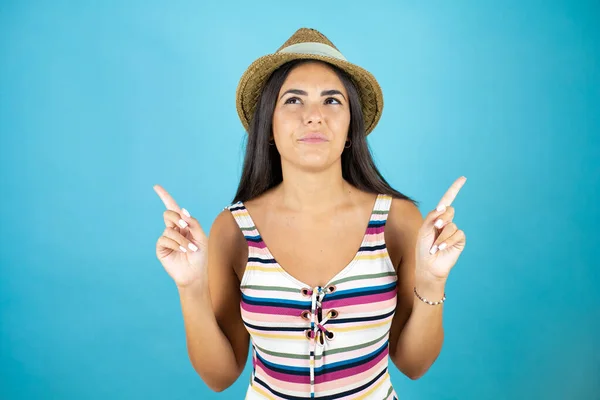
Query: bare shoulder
210 208 244 241
385 198 424 268
209 208 248 279
388 198 424 232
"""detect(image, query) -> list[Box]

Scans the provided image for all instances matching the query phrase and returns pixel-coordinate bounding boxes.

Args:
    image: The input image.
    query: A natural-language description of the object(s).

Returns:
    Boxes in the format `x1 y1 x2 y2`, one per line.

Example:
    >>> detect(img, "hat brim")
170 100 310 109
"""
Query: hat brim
236 53 383 135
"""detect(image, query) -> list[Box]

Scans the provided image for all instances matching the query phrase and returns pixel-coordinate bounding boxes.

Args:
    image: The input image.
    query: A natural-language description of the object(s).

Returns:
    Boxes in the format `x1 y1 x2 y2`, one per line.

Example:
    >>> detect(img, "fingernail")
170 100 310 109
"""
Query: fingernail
430 245 438 255
434 219 444 229
182 208 191 218
188 243 198 252
438 242 447 251
179 219 188 228
436 204 446 212
179 245 187 253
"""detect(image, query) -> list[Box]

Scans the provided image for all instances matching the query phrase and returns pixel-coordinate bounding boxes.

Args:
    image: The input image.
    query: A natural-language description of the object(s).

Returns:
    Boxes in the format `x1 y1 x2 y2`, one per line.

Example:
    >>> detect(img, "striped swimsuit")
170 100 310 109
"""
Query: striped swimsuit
227 194 399 399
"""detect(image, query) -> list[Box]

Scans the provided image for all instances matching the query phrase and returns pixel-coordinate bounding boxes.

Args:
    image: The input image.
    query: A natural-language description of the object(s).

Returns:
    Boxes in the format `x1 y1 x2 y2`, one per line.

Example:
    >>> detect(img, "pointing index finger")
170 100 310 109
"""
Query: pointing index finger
153 184 181 212
436 176 467 210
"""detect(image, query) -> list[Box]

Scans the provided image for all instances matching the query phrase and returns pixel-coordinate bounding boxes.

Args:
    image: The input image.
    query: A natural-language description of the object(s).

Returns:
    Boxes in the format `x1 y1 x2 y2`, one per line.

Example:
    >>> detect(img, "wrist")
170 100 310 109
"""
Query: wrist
177 278 208 298
414 272 446 301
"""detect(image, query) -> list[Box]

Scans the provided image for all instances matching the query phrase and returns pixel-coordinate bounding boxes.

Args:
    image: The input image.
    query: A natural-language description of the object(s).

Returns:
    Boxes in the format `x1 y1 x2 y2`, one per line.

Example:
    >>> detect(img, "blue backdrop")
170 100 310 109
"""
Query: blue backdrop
1 1 598 399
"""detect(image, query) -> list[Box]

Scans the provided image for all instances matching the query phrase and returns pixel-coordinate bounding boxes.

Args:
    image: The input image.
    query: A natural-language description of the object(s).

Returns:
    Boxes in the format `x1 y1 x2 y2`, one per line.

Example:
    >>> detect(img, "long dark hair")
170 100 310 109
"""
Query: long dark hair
232 59 418 207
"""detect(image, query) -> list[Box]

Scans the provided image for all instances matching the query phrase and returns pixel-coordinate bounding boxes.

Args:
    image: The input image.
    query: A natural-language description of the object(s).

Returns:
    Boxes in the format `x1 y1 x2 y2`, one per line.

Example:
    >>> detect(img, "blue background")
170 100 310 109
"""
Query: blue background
1 1 598 399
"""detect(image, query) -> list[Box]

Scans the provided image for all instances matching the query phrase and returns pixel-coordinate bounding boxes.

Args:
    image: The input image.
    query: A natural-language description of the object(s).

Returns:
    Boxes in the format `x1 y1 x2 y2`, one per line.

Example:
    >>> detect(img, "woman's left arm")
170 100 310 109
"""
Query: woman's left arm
387 177 467 380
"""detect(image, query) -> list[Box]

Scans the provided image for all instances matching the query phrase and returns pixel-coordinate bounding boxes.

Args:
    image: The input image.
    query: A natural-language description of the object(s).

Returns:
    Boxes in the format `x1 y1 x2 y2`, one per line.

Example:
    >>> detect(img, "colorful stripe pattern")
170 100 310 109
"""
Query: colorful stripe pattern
227 194 399 399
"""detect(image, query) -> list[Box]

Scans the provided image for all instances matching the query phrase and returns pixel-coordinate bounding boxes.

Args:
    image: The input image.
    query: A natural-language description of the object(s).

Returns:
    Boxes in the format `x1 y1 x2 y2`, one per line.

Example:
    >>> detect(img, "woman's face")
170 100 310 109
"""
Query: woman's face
272 61 351 172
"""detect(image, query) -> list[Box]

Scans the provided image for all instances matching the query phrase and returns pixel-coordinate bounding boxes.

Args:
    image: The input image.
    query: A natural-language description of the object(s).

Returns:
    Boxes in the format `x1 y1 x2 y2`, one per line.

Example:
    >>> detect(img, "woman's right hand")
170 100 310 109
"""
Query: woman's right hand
153 184 208 288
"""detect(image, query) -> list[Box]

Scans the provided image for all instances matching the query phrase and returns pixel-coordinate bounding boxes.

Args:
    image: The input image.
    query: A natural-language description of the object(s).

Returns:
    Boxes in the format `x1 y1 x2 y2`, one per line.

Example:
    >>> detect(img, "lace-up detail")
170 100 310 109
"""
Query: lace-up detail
301 286 338 396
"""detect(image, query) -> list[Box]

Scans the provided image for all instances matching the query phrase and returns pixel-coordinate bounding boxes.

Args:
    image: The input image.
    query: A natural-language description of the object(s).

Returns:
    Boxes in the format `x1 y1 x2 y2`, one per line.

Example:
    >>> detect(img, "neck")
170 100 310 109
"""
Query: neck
276 162 351 212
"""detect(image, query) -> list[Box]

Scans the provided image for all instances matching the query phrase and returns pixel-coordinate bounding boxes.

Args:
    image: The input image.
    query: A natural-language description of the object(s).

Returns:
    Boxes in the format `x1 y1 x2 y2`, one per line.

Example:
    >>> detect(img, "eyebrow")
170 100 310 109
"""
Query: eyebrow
279 89 347 101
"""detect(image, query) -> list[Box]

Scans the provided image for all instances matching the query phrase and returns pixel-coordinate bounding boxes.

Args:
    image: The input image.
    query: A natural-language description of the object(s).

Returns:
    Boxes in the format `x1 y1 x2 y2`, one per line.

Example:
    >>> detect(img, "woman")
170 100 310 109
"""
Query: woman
153 28 467 399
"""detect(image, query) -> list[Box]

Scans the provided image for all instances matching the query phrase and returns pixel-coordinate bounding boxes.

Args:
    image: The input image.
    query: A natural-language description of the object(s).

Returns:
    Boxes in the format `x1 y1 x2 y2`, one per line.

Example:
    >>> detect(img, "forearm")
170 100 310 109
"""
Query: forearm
178 281 241 391
392 275 446 379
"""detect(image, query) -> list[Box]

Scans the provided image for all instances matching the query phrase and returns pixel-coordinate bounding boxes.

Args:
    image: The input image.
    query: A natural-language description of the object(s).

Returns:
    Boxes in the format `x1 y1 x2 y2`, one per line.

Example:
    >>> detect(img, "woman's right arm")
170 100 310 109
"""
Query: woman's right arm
178 210 249 392
153 185 248 392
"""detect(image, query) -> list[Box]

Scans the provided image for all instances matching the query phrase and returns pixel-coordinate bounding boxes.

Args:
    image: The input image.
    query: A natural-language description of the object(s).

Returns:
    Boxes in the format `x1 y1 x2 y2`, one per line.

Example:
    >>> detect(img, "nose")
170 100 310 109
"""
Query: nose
303 103 323 126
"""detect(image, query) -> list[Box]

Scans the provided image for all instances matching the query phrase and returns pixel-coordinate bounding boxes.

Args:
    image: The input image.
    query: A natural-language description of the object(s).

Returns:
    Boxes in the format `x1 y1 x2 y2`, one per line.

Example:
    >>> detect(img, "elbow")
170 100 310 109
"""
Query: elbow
406 369 427 380
206 382 231 393
390 354 430 381
398 363 428 381
398 362 429 380
196 369 236 393
189 359 239 393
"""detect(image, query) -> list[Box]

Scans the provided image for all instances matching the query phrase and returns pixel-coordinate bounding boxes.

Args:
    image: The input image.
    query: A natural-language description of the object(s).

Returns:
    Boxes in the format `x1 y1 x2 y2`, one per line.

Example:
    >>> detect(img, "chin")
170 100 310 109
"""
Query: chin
291 155 339 172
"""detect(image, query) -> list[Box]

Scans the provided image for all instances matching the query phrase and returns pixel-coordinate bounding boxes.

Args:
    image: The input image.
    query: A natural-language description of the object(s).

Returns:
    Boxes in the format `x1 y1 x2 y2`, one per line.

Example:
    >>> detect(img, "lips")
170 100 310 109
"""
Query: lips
299 132 328 143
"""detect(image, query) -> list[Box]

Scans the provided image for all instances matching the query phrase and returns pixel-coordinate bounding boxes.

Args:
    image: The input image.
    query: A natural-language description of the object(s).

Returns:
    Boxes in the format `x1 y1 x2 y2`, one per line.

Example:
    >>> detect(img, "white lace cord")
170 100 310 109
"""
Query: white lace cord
314 289 331 345
309 287 319 396
308 286 335 397
316 313 332 343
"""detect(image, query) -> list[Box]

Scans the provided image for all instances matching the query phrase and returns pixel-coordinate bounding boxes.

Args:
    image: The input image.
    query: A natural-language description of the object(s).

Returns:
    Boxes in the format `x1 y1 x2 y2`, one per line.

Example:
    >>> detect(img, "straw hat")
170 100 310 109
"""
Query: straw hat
236 28 384 135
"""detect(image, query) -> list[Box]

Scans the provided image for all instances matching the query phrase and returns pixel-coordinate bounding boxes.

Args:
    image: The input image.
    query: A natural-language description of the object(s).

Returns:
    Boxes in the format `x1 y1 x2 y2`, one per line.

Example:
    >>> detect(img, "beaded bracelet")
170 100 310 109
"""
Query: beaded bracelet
414 287 446 306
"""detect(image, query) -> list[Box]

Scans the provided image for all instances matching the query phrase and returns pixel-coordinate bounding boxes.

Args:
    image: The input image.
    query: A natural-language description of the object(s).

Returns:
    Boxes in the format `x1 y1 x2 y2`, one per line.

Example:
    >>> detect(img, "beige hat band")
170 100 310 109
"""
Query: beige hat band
278 42 347 61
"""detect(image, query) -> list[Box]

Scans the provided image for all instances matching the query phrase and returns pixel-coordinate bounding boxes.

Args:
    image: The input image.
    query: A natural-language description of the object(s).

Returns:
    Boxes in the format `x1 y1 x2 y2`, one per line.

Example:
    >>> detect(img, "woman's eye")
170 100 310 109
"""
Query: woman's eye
284 97 342 105
284 97 301 104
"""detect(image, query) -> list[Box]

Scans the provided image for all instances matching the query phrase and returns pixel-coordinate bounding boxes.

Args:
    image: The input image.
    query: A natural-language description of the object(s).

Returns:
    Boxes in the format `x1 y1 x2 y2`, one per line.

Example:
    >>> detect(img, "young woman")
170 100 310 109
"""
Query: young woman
153 28 467 399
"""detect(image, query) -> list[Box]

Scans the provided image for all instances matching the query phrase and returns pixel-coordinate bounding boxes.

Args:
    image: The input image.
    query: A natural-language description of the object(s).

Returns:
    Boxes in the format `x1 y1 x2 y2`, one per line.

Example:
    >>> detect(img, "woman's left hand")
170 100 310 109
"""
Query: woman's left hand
416 176 467 282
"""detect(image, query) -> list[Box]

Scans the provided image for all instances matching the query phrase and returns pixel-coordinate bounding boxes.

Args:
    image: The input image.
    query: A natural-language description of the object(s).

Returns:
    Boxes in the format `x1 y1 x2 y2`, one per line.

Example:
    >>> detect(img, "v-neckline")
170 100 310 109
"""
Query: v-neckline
240 193 383 290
